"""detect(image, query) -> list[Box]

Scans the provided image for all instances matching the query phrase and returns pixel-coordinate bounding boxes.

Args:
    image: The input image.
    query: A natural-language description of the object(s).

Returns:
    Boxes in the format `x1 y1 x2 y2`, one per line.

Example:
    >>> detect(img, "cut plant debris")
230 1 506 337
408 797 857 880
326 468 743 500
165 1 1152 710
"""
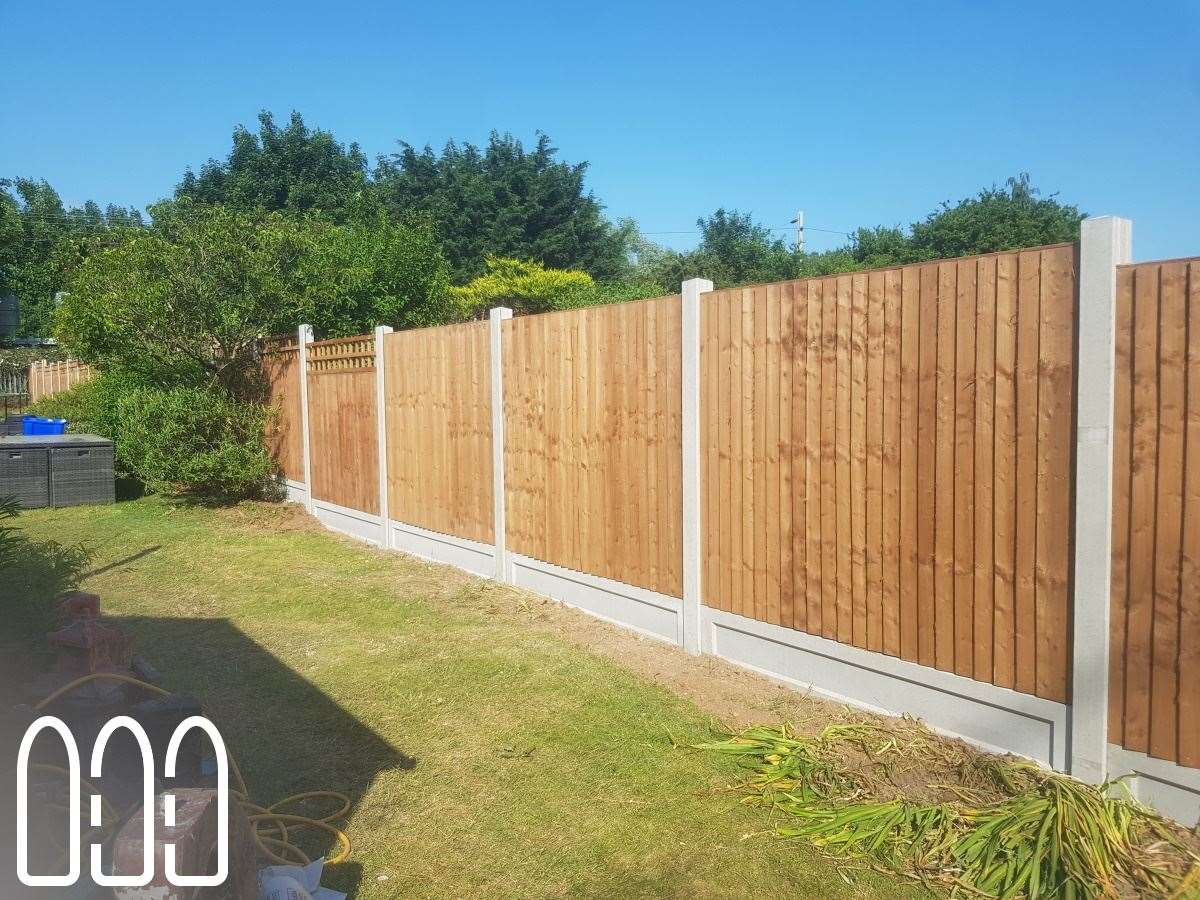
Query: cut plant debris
699 722 1200 899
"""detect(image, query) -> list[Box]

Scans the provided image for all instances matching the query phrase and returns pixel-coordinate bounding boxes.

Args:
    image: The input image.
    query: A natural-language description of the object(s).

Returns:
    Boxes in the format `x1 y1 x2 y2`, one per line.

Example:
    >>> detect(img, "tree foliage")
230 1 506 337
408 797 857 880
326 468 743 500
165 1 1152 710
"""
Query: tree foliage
448 256 595 318
54 202 452 395
374 133 634 282
0 178 143 337
635 175 1084 292
176 110 370 222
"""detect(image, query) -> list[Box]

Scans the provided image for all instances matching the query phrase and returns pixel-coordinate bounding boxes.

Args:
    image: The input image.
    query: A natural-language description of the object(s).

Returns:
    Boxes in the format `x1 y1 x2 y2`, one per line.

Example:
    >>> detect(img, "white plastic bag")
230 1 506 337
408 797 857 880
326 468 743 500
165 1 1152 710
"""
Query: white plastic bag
258 857 346 900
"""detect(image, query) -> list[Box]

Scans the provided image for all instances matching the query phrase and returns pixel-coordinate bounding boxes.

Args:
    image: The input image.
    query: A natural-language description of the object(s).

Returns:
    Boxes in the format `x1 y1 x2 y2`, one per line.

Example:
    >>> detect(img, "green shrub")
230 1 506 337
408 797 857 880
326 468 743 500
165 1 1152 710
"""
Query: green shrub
26 372 129 444
115 387 274 499
29 376 274 499
448 256 595 317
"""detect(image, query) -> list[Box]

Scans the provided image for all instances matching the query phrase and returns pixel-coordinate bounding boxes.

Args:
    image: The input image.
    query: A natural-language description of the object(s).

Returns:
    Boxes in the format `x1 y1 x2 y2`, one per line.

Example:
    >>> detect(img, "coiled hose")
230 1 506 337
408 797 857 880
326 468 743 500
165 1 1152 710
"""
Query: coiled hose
31 671 352 867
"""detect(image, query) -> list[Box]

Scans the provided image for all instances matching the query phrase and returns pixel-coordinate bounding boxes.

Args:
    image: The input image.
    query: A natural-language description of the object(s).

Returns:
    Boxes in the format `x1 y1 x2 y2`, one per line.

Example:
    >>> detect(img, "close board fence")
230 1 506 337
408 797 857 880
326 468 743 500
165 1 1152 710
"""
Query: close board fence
1109 257 1200 769
700 245 1076 703
28 359 95 402
263 219 1200 825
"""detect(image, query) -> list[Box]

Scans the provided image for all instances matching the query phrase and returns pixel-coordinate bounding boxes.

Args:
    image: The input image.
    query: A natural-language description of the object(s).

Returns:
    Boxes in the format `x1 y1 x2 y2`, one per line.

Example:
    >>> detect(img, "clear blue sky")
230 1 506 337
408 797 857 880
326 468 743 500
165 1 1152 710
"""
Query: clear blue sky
2 0 1197 261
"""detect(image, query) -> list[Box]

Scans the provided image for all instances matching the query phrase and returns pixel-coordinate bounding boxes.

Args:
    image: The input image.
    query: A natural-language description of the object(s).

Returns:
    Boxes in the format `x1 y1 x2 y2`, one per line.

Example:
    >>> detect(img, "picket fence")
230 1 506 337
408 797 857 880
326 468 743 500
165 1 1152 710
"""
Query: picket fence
263 217 1200 825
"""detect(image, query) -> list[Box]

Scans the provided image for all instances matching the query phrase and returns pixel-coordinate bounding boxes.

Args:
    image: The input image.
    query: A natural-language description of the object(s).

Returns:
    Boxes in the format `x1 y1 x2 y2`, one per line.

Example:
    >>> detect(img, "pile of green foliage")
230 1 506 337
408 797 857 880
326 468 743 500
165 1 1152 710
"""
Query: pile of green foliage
700 723 1198 898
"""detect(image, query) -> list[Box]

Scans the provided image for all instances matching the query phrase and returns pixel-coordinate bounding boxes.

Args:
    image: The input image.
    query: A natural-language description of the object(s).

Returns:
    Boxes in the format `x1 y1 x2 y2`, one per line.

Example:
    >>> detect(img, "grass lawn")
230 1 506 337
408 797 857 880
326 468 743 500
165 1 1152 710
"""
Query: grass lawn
5 497 928 899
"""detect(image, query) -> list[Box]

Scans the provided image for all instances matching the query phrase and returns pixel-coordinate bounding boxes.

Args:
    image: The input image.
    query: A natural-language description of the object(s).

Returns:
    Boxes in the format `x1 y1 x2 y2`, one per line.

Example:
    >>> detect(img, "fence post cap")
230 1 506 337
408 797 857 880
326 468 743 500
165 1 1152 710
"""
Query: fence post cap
489 306 513 322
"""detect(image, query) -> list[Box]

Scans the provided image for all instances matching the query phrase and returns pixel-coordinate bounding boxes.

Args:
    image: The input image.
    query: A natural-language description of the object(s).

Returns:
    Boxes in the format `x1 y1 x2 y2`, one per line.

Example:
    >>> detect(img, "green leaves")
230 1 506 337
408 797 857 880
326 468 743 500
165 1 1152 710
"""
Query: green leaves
700 724 1196 898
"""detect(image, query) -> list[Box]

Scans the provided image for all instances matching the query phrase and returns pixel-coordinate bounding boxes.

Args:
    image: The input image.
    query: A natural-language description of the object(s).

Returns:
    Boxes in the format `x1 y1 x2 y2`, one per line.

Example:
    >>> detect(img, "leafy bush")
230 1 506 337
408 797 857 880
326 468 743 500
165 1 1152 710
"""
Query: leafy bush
114 387 274 499
30 378 275 499
448 257 595 317
26 373 129 446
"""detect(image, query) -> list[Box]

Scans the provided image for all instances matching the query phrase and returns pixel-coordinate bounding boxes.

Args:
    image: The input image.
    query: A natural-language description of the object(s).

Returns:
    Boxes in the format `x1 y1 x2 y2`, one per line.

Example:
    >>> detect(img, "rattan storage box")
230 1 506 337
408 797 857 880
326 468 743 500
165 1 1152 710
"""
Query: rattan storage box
0 434 115 508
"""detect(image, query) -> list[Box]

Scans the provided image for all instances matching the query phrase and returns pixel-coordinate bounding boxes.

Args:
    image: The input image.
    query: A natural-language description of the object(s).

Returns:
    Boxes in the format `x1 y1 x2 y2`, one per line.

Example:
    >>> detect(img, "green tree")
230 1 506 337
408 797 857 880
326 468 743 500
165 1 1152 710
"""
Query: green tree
176 110 370 222
0 178 144 337
54 203 453 393
905 174 1083 260
301 214 454 334
373 132 634 282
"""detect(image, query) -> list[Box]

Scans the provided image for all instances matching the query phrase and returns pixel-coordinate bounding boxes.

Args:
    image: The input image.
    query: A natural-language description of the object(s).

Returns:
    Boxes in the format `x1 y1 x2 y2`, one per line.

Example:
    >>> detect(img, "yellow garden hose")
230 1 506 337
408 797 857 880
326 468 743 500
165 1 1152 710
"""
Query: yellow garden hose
31 671 352 866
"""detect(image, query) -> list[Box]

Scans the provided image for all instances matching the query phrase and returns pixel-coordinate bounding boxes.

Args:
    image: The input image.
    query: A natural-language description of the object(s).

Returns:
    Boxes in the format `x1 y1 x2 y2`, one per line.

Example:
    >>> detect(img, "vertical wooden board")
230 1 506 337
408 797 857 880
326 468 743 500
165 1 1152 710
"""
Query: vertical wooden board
807 281 825 633
1034 246 1076 703
916 264 939 667
700 300 715 609
934 262 958 672
666 296 684 598
588 311 606 583
730 293 744 615
1125 265 1159 751
754 287 770 621
1109 268 1134 743
787 282 805 631
954 259 977 678
741 289 757 617
993 255 1019 689
719 294 735 611
630 305 649 590
821 278 839 638
1179 262 1200 767
881 269 903 657
898 267 920 661
836 275 854 643
850 273 869 647
1014 251 1042 696
765 284 782 625
974 258 997 683
866 271 885 653
1149 262 1186 758
776 283 793 627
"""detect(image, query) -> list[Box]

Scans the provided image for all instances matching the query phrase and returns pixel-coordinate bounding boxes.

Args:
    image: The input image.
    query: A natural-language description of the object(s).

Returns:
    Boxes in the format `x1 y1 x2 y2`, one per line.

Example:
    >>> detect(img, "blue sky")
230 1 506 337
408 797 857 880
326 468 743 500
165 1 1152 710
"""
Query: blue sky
2 0 1197 260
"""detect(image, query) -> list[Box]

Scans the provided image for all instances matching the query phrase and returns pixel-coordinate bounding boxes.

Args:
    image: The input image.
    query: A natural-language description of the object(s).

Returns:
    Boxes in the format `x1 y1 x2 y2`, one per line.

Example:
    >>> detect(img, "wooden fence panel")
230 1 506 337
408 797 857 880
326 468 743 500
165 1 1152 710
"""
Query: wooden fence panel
503 296 683 598
28 359 95 402
383 323 493 543
262 342 304 482
307 335 379 515
700 244 1077 701
1110 258 1200 767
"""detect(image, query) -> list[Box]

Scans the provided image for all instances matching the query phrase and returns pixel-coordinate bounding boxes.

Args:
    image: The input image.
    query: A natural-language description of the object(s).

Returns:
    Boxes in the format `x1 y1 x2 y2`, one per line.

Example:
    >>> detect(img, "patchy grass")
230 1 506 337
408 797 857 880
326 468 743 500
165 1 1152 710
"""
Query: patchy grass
5 497 928 899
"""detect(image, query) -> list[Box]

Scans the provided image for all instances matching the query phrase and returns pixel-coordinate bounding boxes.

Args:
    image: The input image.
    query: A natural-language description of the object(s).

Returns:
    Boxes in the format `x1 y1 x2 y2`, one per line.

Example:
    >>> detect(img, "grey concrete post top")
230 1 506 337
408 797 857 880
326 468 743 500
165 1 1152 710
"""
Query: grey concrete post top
681 277 714 295
490 306 513 323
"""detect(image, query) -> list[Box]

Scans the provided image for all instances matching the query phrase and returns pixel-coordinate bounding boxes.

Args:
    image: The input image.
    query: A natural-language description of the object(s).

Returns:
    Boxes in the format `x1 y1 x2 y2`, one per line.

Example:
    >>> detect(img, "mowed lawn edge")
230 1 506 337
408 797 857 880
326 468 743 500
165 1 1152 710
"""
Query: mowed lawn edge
8 498 928 899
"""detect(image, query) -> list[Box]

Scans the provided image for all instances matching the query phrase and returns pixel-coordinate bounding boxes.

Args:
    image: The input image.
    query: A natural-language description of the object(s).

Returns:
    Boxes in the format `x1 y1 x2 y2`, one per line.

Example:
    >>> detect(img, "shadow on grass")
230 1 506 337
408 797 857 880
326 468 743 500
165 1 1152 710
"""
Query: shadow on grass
1 614 414 899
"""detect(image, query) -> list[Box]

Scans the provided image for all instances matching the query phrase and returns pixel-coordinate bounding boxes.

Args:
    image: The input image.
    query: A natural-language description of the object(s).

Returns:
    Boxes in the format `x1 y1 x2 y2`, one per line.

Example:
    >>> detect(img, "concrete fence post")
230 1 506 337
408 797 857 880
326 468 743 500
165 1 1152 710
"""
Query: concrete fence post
681 277 713 654
490 307 514 582
297 324 314 514
1070 216 1132 784
374 325 394 549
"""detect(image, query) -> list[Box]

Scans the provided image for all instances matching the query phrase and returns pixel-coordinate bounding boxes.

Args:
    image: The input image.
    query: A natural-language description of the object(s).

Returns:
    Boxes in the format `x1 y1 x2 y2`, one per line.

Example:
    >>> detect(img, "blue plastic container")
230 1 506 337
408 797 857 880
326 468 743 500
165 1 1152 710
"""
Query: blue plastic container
22 416 68 436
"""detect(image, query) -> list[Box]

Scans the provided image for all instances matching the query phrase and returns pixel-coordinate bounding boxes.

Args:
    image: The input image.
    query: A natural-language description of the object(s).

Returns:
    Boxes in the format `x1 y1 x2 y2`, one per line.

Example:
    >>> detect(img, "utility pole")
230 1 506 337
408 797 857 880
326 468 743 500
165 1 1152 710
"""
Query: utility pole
790 209 805 252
